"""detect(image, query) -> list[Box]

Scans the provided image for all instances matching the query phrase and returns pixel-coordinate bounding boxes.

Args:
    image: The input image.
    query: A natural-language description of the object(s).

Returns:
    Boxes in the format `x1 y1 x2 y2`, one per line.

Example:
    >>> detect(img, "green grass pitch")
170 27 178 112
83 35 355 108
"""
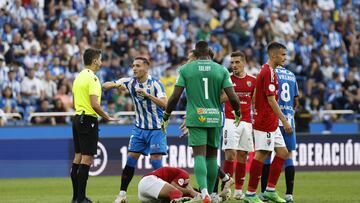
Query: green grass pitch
1 171 359 203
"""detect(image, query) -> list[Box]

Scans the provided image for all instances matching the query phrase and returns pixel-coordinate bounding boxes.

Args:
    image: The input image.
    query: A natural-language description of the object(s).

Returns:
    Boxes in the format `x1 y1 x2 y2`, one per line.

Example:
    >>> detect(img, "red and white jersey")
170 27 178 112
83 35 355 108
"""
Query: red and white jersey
144 167 190 188
253 64 279 132
225 73 256 123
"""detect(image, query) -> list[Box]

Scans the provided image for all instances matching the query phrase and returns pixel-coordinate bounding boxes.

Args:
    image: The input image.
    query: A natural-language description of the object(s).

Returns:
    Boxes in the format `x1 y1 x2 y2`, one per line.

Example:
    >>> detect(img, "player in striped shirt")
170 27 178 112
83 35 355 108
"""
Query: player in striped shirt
103 56 168 203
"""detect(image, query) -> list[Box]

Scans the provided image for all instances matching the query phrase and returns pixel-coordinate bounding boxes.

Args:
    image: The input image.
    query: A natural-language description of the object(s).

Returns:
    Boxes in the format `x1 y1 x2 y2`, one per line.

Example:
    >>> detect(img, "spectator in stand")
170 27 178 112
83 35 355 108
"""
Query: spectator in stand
54 84 73 112
31 99 56 125
0 54 9 84
326 72 344 109
2 68 21 103
53 99 67 124
21 68 44 107
0 86 18 114
42 70 57 103
160 68 177 98
343 70 360 113
307 60 325 98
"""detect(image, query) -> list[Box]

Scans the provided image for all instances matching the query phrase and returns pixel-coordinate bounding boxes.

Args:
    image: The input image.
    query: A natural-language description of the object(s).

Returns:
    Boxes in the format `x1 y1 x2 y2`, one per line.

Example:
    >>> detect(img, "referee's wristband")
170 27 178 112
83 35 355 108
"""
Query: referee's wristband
234 110 241 117
163 112 171 121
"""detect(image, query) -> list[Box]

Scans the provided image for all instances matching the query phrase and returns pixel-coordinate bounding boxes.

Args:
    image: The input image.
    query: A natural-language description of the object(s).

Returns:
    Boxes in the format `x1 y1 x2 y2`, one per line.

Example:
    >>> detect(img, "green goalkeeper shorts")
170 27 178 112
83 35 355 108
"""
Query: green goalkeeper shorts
188 127 221 148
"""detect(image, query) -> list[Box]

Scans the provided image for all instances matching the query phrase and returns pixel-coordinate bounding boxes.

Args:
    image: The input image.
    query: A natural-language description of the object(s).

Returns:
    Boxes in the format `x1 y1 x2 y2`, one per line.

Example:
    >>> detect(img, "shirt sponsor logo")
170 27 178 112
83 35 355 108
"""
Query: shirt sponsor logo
198 116 206 123
196 108 220 115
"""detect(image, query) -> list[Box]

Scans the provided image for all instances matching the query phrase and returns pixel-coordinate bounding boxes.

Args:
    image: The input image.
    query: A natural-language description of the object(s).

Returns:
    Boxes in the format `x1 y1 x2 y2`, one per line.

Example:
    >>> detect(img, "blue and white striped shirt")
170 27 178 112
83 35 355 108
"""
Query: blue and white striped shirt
116 75 166 129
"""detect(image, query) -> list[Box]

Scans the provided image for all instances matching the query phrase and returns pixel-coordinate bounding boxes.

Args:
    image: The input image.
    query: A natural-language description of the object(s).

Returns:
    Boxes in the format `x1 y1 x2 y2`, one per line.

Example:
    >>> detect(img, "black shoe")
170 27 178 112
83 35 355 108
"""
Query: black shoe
77 197 93 203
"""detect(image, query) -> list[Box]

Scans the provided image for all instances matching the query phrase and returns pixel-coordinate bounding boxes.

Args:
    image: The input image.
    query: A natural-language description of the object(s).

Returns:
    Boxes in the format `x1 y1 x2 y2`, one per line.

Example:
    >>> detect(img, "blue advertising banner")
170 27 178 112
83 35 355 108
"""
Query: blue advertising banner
0 125 359 178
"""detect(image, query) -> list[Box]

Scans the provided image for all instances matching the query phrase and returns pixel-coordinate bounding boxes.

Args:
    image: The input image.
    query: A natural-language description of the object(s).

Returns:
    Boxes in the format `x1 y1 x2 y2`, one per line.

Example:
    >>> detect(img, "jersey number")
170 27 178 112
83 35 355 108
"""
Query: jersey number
280 82 290 102
202 78 209 99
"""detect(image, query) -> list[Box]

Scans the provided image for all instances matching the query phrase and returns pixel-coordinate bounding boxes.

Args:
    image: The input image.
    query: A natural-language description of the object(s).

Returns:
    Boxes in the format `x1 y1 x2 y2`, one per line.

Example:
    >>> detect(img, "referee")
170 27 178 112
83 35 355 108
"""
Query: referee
70 48 116 203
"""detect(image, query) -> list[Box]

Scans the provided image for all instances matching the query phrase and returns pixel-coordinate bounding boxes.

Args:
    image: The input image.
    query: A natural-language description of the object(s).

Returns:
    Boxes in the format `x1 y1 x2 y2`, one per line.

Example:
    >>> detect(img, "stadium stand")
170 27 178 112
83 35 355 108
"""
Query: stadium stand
0 0 359 128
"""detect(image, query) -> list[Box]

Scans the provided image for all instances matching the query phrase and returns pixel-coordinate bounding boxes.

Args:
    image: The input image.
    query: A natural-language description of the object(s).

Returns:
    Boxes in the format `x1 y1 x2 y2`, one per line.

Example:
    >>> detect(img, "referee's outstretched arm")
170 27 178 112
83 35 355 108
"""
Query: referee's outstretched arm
90 95 117 122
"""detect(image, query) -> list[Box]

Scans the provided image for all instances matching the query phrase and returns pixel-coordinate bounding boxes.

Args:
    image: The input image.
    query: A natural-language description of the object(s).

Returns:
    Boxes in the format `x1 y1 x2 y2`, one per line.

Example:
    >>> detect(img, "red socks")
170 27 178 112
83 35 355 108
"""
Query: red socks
267 156 285 188
235 162 246 190
223 160 234 177
247 159 263 193
169 190 183 200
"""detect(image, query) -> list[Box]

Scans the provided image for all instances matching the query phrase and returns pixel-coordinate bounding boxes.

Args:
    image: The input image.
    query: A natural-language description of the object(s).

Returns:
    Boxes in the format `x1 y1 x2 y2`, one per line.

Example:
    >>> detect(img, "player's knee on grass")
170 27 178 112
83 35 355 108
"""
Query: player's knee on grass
158 183 183 200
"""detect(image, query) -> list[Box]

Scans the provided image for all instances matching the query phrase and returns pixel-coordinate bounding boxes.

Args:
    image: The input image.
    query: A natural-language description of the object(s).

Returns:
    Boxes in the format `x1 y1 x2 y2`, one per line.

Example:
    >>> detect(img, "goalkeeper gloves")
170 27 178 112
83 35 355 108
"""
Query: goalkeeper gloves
161 112 171 134
233 110 242 127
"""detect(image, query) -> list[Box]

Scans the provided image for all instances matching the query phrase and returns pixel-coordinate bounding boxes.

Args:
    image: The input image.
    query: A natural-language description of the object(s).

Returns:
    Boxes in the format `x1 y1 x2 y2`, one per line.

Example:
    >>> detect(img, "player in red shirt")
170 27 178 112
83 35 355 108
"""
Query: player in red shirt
221 51 256 200
138 167 200 203
244 42 293 203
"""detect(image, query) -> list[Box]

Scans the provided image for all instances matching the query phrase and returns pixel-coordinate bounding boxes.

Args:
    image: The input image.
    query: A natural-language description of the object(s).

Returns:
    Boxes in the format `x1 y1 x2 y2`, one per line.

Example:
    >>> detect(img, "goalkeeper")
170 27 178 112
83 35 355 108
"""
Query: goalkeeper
161 41 241 202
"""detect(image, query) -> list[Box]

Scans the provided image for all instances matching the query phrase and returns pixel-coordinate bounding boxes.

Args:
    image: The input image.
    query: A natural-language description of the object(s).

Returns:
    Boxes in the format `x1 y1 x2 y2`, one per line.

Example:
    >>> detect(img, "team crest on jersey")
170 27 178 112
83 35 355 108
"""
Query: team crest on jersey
267 138 271 146
198 116 206 123
247 81 252 87
178 178 184 186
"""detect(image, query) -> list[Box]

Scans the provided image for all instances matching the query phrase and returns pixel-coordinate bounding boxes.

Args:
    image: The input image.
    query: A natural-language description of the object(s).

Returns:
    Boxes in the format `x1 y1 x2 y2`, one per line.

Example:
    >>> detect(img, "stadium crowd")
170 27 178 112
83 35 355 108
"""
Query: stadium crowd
0 0 359 127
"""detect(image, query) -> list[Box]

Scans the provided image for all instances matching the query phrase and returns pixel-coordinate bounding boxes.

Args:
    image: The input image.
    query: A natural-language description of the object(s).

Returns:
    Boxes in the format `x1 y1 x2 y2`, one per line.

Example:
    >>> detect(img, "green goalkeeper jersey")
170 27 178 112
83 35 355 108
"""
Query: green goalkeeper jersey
176 60 233 127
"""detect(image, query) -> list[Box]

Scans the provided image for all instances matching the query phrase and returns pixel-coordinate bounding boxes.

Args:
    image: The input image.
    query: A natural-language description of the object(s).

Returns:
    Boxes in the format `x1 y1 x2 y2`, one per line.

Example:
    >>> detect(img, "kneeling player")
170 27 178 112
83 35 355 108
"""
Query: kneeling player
138 167 199 203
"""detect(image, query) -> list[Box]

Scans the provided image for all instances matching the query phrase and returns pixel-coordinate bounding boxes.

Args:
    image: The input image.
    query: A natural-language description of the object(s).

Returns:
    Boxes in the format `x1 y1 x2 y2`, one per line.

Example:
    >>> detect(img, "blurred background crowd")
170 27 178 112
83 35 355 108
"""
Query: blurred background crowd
0 0 359 128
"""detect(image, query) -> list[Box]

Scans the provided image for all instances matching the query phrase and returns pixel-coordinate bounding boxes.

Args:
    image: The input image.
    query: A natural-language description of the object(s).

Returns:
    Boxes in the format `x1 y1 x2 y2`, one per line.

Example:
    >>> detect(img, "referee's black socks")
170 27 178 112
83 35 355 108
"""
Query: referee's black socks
71 163 80 200
77 164 90 202
120 165 135 191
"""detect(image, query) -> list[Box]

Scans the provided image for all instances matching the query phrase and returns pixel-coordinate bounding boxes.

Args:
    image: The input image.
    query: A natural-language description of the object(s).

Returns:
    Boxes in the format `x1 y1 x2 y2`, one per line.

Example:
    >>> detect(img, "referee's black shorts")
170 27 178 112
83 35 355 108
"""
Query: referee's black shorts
72 115 99 156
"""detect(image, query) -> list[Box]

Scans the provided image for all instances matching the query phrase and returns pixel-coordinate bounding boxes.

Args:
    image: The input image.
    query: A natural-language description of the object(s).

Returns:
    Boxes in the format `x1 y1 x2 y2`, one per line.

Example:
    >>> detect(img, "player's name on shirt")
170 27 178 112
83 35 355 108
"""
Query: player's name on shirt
276 69 296 82
199 65 211 71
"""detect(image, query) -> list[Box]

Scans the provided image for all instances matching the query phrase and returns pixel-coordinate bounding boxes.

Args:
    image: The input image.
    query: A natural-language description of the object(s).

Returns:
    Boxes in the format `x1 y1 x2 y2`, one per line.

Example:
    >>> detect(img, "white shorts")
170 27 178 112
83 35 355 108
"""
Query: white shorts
138 175 166 203
253 128 286 151
222 119 254 152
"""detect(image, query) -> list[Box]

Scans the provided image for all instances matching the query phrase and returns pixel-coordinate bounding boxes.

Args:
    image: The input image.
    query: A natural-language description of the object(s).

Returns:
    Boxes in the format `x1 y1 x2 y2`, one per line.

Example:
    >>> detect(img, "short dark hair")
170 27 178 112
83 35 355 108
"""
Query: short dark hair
230 51 245 59
208 48 214 59
83 48 102 66
134 56 150 65
267 42 286 53
195 41 209 57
